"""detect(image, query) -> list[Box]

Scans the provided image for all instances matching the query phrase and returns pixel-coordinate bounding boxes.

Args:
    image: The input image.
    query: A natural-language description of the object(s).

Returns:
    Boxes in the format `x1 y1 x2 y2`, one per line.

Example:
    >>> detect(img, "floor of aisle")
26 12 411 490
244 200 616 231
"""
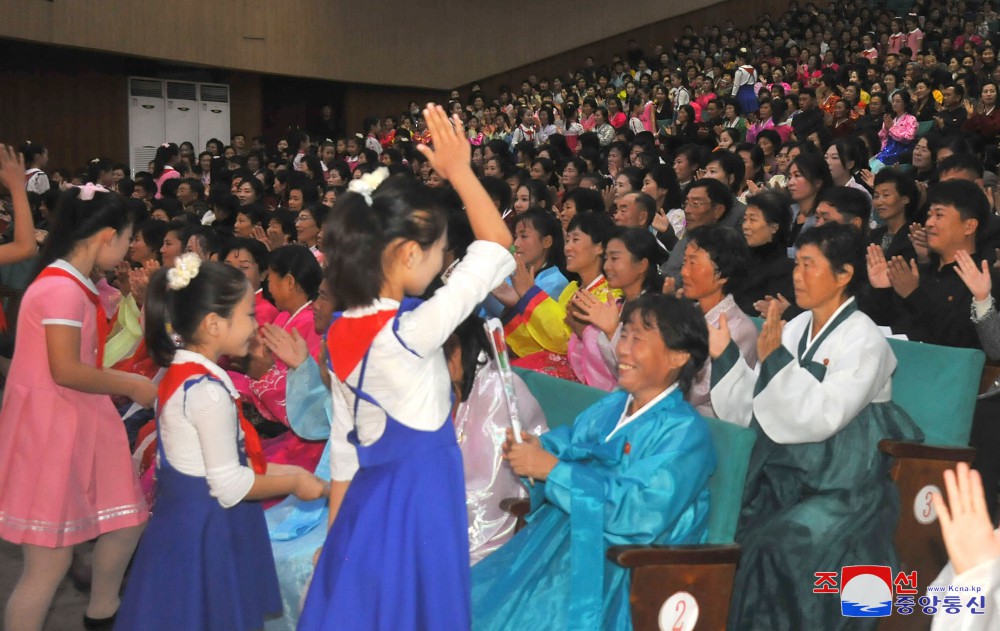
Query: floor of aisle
0 539 91 630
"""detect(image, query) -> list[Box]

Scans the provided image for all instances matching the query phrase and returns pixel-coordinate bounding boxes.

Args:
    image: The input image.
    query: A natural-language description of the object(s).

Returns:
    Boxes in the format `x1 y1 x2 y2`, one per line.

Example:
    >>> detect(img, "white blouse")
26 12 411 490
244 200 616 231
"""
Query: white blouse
328 240 516 481
158 350 256 508
711 299 896 444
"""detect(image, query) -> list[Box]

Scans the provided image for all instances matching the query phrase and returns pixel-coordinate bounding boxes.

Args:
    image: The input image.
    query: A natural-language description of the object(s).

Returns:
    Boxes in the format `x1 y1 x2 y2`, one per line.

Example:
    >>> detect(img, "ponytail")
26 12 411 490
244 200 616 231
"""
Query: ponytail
323 175 447 309
152 143 180 179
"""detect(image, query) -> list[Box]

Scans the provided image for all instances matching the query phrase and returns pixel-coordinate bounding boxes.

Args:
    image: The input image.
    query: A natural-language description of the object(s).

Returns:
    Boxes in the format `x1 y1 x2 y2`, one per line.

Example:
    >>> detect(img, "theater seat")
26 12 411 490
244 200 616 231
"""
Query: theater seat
746 321 983 629
508 369 754 630
877 339 983 631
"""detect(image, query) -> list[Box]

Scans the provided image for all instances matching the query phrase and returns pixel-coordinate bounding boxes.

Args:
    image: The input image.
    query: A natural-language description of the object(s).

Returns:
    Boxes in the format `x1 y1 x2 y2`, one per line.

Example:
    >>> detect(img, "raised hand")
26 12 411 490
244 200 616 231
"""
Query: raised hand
510 253 537 297
708 312 732 359
753 293 790 318
416 103 471 181
602 183 616 211
114 261 132 295
252 225 271 250
491 282 520 307
931 462 1000 575
866 244 890 288
887 255 920 298
574 292 620 338
953 250 993 302
260 324 309 369
129 267 150 307
266 222 287 250
0 144 26 190
757 299 785 361
858 168 875 190
745 179 766 196
564 295 589 339
908 222 930 263
651 208 671 233
662 277 677 296
246 336 274 378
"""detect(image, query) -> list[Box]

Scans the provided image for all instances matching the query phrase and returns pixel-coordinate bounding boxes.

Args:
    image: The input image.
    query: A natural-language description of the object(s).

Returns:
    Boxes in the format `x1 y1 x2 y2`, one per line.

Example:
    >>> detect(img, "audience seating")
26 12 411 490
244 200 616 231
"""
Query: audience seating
509 368 755 630
878 339 983 631
748 319 985 628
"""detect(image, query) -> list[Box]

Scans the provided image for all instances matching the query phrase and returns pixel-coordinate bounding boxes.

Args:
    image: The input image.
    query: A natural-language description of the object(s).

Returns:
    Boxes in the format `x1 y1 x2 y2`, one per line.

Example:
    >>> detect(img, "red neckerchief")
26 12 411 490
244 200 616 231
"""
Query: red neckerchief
36 266 108 367
326 310 398 382
157 362 267 474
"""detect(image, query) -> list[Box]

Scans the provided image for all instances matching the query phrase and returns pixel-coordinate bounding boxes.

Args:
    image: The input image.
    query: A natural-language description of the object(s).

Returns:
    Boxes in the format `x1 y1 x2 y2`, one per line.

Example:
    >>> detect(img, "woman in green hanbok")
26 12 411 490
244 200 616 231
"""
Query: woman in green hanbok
471 294 717 631
709 223 923 630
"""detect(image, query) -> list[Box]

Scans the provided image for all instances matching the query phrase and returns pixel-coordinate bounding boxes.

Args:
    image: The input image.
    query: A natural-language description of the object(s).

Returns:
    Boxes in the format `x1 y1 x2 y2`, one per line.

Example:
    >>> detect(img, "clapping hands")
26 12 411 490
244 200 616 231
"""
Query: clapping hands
954 250 993 302
756 299 785 361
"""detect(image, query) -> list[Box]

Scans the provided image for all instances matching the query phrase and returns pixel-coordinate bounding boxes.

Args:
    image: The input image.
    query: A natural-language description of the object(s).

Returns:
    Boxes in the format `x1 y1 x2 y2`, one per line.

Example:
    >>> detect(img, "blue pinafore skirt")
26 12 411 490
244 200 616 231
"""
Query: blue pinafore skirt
115 376 281 631
297 361 470 630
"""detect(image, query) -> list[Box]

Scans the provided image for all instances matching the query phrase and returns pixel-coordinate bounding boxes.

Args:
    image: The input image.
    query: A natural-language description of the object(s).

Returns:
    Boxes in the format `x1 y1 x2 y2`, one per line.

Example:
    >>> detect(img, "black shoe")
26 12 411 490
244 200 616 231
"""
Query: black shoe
83 612 116 630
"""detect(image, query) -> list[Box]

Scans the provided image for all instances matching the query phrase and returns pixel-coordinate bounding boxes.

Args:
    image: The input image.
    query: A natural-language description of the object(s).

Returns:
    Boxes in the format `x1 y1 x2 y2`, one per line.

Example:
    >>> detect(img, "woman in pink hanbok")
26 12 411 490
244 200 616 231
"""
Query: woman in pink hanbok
230 245 325 472
567 228 666 390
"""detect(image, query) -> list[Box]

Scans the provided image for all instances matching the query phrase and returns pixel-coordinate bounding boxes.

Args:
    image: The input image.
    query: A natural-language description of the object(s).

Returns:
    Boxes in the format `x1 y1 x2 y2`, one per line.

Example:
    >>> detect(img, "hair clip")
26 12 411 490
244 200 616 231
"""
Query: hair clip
164 320 184 349
347 166 390 206
167 253 202 290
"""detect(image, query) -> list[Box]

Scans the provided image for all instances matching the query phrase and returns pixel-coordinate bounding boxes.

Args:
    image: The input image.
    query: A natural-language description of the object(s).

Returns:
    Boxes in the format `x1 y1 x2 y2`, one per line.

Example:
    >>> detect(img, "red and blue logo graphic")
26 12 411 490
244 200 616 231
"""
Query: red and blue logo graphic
840 566 894 617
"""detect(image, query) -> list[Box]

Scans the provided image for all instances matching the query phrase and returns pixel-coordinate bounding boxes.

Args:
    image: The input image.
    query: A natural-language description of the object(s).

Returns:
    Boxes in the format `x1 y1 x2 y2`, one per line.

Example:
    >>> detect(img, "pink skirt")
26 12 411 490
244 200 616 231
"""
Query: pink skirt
0 382 148 547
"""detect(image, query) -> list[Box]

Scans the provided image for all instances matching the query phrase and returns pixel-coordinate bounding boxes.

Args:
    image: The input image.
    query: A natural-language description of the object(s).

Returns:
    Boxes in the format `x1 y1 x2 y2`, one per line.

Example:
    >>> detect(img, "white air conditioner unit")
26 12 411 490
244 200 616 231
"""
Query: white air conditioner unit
165 81 200 150
128 77 165 176
127 77 231 176
199 83 231 151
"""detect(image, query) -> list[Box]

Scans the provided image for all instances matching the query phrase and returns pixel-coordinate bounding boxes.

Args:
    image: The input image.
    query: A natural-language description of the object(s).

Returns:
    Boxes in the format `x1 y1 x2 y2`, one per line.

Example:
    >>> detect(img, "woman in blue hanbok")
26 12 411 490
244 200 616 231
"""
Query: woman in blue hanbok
472 294 716 631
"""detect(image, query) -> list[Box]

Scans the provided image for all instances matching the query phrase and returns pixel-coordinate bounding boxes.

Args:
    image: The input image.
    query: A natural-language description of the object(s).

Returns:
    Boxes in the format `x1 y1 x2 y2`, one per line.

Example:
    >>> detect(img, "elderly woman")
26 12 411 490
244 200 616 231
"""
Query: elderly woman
680 224 759 417
473 294 716 630
709 223 922 629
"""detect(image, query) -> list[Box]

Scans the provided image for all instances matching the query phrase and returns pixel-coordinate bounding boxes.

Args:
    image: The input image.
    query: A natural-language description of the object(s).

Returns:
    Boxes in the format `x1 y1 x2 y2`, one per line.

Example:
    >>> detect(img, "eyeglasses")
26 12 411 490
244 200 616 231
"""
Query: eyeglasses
684 199 711 209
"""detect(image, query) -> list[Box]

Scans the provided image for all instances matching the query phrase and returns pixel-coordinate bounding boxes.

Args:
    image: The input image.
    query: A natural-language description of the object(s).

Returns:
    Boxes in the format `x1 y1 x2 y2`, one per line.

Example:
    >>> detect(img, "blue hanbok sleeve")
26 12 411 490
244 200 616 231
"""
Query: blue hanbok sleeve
540 395 715 544
286 356 333 441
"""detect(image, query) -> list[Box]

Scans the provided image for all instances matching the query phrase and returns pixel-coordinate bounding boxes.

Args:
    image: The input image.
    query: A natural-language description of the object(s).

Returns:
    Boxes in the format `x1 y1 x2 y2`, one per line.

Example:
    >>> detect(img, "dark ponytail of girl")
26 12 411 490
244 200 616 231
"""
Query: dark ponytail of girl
323 175 447 309
144 260 250 367
35 187 137 276
152 143 180 179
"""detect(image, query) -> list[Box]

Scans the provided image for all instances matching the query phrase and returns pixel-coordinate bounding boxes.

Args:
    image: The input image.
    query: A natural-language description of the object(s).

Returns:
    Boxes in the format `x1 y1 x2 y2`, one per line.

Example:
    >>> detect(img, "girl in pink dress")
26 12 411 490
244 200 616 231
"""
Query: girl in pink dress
0 183 156 631
151 143 181 199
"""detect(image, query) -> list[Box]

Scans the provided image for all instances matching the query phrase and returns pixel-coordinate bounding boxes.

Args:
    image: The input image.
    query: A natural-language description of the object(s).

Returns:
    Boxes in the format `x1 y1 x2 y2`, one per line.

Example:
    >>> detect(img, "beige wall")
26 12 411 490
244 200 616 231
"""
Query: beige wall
467 0 805 95
0 0 733 89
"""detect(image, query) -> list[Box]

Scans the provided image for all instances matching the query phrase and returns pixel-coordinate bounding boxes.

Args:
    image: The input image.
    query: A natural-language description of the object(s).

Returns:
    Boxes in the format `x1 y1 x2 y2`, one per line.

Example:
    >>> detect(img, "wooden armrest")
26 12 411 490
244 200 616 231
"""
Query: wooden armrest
499 497 530 520
981 361 1000 396
607 544 741 568
878 439 975 462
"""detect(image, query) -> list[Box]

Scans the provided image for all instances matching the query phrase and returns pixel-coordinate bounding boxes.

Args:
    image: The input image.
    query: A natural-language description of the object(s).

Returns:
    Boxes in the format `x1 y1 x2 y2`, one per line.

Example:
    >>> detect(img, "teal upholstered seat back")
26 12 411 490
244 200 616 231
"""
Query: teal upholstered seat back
513 368 756 544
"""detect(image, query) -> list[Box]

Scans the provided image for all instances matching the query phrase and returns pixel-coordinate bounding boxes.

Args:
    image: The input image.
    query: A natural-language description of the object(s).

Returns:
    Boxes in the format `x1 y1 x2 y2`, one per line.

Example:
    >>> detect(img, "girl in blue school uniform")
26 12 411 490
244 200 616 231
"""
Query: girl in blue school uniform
297 104 515 631
113 256 328 631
